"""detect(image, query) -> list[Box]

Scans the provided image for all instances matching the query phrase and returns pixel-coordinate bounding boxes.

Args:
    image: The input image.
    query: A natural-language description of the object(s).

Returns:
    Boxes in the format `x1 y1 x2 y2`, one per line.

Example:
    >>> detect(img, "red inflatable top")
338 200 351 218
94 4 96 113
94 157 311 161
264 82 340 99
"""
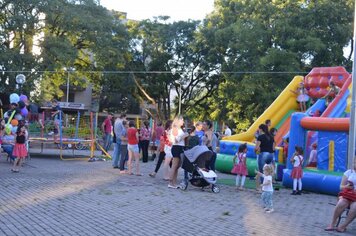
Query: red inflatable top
304 66 350 98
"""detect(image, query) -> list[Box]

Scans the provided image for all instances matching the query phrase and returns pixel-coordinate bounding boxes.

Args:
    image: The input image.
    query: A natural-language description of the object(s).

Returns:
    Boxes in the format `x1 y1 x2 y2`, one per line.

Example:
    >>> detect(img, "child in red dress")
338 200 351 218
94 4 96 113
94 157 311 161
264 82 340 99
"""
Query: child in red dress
232 143 248 190
11 125 28 172
291 146 304 195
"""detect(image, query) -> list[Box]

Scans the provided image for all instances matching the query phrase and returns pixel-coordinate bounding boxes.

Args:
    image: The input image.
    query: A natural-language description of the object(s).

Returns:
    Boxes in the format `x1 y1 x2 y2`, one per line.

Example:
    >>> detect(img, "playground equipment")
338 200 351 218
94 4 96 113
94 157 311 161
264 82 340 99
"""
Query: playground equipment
217 66 354 195
28 103 98 160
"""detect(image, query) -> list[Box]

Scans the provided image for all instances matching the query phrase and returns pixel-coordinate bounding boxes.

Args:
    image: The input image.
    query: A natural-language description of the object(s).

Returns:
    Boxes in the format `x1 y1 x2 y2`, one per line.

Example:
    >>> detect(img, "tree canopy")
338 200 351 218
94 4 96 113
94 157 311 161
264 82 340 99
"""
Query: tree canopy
0 0 354 129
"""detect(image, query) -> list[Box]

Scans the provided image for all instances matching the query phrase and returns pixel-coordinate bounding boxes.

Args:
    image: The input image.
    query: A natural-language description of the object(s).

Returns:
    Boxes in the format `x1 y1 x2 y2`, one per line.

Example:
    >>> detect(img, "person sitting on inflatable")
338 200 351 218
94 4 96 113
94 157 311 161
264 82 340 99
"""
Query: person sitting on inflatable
325 157 356 232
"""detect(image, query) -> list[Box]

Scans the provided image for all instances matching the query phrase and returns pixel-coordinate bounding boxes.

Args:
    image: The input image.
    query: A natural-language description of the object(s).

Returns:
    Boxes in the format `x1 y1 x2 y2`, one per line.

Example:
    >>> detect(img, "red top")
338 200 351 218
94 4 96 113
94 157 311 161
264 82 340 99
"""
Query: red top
163 130 172 147
103 118 112 134
127 127 138 145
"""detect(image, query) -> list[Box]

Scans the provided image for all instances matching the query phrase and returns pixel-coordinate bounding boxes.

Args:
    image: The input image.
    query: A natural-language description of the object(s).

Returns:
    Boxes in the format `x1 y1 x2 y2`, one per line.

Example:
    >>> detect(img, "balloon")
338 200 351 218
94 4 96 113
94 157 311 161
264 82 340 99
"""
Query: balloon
19 94 28 103
14 114 23 121
10 119 18 126
18 100 26 109
9 93 20 103
20 107 28 117
5 124 12 135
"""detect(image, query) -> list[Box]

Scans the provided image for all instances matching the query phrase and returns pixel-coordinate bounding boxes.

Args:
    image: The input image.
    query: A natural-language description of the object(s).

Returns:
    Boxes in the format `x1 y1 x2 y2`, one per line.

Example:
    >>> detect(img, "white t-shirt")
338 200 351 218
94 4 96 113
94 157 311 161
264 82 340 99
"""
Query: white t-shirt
262 175 273 192
293 155 304 167
171 128 185 146
309 150 317 163
224 127 232 136
344 169 356 190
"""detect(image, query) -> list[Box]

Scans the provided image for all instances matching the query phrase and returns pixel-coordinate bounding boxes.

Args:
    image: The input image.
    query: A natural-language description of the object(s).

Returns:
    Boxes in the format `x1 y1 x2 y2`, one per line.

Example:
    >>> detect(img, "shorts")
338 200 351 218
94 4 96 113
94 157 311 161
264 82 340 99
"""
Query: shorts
164 145 173 158
127 144 139 153
171 145 184 158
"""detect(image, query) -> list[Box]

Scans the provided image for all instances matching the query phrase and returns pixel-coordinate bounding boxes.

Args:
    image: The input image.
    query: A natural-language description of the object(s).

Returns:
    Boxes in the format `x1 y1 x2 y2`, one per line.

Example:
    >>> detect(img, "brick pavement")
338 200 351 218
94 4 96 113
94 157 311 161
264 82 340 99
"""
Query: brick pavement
0 153 355 236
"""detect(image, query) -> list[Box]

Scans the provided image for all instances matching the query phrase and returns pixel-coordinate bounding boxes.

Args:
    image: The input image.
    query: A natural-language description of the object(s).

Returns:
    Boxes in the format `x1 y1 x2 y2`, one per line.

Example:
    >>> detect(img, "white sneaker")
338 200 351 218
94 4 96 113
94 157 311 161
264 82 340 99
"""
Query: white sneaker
168 184 178 189
266 209 274 213
48 131 54 135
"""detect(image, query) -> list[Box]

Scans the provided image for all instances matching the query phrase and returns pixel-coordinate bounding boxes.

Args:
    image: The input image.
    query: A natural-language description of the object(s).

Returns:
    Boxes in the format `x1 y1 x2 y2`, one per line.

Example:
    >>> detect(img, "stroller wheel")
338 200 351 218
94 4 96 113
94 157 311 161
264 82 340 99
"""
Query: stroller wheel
212 185 220 193
180 180 188 191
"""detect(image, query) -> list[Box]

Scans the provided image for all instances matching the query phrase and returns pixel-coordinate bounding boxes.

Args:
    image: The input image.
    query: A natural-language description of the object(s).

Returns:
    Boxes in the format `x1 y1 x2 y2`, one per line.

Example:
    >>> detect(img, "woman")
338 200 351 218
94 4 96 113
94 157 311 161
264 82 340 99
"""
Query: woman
255 124 275 185
127 121 142 176
139 120 151 163
202 120 218 171
168 116 188 189
325 158 356 232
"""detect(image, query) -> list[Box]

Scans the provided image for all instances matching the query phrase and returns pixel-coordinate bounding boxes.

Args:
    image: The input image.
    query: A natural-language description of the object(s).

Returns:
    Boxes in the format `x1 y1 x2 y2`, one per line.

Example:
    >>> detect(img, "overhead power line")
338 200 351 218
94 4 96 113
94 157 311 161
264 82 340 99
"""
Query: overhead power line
1 70 310 74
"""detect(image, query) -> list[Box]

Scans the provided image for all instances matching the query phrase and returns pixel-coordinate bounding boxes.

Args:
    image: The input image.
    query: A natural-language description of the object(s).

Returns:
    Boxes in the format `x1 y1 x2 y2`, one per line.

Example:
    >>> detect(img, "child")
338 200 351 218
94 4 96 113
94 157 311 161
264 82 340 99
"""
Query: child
308 143 317 167
232 143 248 190
127 120 141 176
149 120 172 178
11 125 28 172
291 146 304 195
290 82 309 112
255 165 274 213
187 126 200 149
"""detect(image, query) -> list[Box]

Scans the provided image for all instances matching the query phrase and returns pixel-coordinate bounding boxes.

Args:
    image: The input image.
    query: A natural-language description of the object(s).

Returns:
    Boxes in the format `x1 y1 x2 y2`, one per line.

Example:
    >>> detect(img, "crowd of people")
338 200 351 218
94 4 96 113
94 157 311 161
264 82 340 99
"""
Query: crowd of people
103 113 225 189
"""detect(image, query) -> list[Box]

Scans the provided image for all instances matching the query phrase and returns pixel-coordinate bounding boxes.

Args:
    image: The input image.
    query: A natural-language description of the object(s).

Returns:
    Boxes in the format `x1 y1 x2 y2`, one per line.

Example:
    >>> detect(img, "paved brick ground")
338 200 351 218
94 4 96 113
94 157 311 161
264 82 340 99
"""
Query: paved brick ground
0 151 355 236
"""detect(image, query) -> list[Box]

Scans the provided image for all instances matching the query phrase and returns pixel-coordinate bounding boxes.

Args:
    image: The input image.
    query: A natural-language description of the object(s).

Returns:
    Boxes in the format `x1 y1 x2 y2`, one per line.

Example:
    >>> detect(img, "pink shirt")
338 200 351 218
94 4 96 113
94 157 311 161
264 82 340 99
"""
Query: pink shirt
139 127 151 141
103 118 112 134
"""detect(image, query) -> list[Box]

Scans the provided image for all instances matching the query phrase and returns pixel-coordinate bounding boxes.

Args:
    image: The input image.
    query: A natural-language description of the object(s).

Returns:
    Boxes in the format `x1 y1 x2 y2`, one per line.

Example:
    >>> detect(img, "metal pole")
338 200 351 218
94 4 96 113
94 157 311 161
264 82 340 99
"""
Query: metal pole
66 71 70 104
178 83 181 115
347 0 356 169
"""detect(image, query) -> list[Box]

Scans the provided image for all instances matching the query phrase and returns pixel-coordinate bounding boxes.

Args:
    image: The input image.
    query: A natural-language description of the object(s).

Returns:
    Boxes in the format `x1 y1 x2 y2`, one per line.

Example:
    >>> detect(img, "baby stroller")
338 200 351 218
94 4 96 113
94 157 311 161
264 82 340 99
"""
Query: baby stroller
180 145 220 193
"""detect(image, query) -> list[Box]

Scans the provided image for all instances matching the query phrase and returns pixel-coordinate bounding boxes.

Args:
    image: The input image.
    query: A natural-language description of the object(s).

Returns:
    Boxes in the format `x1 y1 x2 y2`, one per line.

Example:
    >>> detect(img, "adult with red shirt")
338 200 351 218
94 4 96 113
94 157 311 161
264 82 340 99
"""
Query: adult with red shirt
101 113 113 154
139 120 151 163
127 120 141 176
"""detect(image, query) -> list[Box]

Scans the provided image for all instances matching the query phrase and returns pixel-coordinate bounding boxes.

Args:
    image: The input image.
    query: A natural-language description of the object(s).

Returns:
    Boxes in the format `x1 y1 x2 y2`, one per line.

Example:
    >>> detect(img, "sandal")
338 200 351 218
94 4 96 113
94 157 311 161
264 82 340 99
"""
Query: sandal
336 227 346 233
324 226 335 231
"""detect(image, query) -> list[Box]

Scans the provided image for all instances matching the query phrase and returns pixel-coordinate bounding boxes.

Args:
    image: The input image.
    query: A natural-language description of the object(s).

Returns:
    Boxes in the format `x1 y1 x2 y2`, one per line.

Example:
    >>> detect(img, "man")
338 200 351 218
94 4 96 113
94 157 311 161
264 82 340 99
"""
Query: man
195 121 205 145
224 124 232 137
101 113 113 154
112 113 126 168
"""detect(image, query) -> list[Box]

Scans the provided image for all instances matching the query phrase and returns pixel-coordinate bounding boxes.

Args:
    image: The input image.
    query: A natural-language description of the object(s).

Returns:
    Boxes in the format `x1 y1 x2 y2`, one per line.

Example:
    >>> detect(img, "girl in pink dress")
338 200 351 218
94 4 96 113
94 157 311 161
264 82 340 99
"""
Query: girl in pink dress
291 146 304 195
11 125 28 172
232 143 248 190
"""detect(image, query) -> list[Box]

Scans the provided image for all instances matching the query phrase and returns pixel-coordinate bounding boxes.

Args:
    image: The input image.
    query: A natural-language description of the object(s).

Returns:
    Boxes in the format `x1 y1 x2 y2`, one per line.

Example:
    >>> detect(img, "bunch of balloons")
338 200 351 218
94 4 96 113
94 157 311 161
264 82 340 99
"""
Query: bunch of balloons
4 93 29 134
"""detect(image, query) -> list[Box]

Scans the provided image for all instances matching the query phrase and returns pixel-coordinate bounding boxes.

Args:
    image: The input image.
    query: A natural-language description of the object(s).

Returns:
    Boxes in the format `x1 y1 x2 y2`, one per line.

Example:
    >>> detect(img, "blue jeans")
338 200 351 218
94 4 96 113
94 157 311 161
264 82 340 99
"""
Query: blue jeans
2 145 14 161
103 133 112 153
112 140 121 167
261 191 273 209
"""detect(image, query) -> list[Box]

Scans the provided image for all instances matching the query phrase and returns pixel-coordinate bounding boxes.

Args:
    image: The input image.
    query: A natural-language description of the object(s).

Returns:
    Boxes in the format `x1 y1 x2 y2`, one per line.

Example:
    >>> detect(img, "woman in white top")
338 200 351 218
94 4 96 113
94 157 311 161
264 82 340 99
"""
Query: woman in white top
325 158 356 232
168 116 188 189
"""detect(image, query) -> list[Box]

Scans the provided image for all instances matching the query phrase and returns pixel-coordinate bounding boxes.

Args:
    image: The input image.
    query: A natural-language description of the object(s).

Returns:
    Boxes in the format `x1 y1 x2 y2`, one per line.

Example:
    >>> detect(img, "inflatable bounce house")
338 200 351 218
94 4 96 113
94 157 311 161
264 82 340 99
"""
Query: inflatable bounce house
216 66 352 195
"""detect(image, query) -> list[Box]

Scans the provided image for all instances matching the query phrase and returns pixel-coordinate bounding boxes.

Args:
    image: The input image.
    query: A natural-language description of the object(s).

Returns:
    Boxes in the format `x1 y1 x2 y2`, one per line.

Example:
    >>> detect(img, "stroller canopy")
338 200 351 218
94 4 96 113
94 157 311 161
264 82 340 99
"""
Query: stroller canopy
184 145 212 163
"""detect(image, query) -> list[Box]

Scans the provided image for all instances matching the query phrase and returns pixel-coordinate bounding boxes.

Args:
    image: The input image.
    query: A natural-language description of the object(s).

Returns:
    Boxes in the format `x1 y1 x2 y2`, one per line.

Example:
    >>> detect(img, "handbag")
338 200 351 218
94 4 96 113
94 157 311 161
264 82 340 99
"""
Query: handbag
231 164 239 174
338 188 356 201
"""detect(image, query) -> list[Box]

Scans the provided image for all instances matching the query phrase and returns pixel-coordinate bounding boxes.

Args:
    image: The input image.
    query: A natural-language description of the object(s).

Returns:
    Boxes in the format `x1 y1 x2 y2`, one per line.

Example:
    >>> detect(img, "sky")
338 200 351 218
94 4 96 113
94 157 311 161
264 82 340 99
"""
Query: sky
100 0 215 21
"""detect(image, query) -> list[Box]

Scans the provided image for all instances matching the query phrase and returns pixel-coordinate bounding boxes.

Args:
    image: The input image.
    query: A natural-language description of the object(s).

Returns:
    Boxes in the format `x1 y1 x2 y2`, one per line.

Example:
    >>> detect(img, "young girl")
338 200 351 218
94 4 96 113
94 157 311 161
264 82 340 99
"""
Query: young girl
127 121 141 176
11 125 28 172
256 165 274 213
232 143 248 190
291 146 304 195
308 143 317 167
162 121 173 181
291 82 309 112
149 120 172 178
